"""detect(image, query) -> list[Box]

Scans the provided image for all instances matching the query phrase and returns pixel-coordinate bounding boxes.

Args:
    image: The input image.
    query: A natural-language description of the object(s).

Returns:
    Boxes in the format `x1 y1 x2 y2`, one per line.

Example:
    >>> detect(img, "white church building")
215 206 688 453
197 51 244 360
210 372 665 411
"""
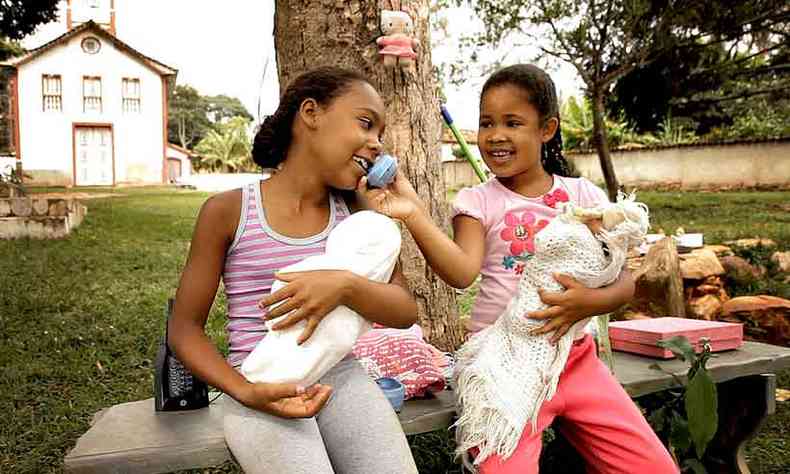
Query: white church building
0 0 178 186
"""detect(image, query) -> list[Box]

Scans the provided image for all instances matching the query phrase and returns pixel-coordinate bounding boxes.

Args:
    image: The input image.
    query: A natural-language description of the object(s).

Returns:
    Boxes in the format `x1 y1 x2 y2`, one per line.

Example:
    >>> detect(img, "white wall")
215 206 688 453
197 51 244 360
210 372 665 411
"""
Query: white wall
17 30 166 185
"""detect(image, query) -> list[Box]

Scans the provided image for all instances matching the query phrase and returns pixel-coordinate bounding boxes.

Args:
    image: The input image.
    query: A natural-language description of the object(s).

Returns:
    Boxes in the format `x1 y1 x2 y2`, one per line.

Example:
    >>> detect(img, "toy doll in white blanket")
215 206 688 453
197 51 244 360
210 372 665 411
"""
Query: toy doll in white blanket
241 210 401 386
453 193 650 468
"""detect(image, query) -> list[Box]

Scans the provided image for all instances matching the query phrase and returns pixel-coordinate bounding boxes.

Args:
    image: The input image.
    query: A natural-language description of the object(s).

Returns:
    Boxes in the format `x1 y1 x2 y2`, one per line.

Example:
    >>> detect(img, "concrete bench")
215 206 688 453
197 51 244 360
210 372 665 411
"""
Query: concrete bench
65 341 790 474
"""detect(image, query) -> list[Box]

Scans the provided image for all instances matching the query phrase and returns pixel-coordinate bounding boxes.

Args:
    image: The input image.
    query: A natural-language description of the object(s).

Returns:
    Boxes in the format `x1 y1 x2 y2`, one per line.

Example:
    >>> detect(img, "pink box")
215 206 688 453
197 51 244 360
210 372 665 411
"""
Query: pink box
608 317 743 359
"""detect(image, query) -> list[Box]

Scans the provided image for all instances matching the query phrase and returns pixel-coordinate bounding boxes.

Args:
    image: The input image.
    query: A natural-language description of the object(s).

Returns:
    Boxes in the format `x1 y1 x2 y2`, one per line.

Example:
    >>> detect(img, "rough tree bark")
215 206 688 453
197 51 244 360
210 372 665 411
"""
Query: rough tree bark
274 0 464 351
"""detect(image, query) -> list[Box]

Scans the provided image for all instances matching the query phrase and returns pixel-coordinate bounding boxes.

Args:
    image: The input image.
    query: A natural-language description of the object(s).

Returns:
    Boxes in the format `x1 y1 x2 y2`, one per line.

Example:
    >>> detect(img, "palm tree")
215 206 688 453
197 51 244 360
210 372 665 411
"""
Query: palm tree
562 97 655 151
194 117 254 172
561 96 595 151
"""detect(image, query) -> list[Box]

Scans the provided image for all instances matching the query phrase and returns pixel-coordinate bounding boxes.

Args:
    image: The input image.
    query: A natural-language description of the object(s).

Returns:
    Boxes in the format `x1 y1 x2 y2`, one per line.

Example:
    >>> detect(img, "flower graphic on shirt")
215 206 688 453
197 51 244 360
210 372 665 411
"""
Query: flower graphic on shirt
499 211 548 272
542 188 570 208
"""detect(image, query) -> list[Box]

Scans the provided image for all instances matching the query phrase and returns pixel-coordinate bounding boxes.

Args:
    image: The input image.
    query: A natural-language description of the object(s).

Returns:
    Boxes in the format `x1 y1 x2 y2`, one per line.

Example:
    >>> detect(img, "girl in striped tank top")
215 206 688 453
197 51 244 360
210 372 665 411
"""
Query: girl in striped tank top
168 67 418 474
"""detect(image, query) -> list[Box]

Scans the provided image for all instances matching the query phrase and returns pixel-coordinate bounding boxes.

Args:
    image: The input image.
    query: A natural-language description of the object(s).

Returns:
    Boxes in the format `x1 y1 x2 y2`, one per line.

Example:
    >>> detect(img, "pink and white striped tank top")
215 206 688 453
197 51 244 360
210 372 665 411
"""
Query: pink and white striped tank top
222 181 350 368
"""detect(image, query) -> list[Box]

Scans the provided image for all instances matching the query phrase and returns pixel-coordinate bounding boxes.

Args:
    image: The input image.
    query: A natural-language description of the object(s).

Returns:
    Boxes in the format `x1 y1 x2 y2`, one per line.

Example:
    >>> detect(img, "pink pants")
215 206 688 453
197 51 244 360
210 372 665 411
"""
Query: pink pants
476 335 678 474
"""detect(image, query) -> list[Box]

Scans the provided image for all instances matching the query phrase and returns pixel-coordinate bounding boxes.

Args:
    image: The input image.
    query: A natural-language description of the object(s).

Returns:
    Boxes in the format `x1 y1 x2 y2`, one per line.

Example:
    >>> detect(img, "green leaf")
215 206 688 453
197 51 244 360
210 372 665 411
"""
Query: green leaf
685 369 719 459
682 458 707 474
658 336 696 362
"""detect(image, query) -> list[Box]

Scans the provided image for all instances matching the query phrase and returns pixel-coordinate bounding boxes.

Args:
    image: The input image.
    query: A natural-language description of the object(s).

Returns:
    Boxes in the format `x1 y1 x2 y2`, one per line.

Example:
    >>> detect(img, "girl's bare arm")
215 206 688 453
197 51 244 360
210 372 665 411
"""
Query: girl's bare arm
401 211 486 289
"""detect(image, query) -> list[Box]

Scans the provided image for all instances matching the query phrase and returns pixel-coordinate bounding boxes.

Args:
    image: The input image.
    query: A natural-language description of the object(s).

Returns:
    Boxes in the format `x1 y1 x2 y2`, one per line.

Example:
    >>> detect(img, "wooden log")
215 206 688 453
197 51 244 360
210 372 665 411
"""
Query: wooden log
0 199 11 217
631 237 686 317
48 199 68 217
771 251 790 273
688 294 723 320
32 198 49 216
10 197 32 217
721 296 790 346
680 249 725 279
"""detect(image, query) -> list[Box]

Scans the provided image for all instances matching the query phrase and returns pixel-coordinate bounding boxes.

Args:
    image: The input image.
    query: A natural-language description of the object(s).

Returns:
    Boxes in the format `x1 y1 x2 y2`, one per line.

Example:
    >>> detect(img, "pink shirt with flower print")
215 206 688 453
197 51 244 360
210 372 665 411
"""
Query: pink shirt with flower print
452 175 609 333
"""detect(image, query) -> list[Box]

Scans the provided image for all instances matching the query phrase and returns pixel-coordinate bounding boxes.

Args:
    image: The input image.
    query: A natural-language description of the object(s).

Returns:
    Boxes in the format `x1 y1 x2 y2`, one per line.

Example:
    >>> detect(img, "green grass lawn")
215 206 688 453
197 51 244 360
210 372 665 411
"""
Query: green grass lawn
1 187 788 473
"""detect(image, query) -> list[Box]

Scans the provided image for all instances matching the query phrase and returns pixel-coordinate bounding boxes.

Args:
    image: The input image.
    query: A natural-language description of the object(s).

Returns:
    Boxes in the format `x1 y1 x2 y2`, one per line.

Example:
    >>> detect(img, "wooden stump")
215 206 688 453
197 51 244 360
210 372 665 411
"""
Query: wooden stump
631 237 686 317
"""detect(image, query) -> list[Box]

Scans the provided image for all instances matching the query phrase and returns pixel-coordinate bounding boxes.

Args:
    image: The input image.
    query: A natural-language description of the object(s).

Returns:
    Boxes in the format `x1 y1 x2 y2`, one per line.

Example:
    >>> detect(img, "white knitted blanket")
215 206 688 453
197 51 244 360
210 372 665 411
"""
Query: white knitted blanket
241 210 401 386
453 194 649 470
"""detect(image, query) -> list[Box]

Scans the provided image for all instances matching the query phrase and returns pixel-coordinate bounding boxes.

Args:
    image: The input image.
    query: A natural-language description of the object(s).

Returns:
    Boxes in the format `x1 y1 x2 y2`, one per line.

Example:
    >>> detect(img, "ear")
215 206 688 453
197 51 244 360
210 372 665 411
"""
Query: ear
297 98 321 130
541 117 559 143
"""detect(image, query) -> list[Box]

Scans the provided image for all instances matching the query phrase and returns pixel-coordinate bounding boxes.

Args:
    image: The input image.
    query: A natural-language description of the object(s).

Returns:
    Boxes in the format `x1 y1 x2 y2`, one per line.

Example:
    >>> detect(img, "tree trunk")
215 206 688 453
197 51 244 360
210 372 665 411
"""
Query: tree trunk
590 89 619 201
177 118 187 149
274 0 464 351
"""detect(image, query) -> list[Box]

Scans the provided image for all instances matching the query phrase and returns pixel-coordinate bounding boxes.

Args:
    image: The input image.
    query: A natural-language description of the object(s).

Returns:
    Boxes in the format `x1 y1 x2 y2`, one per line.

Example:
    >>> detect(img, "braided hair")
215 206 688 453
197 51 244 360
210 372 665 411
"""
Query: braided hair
252 67 370 169
481 64 577 177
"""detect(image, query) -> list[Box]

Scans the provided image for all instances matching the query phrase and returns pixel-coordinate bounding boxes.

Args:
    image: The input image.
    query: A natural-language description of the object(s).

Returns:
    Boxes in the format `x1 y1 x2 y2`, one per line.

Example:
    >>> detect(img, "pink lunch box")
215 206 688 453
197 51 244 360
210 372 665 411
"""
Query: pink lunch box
608 317 743 359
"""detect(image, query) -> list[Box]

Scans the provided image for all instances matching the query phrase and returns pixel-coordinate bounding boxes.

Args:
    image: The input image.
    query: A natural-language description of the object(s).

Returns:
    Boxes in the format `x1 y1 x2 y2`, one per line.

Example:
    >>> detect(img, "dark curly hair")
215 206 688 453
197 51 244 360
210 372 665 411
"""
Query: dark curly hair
252 67 370 169
481 64 576 177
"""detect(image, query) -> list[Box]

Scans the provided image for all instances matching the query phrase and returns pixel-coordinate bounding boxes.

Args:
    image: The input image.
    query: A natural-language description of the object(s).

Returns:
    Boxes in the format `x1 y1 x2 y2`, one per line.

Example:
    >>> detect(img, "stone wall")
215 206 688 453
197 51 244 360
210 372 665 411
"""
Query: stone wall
0 196 86 239
567 139 790 189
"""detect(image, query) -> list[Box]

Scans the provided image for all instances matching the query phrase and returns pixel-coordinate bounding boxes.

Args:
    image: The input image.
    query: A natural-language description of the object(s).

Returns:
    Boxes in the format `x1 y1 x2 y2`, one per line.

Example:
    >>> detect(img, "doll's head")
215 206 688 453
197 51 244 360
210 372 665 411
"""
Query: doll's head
381 10 414 36
560 193 650 250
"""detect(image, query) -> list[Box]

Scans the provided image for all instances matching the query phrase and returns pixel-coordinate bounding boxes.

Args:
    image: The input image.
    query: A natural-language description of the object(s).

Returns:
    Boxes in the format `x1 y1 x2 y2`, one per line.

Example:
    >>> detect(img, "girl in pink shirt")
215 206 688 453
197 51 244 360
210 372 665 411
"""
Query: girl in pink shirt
365 64 677 474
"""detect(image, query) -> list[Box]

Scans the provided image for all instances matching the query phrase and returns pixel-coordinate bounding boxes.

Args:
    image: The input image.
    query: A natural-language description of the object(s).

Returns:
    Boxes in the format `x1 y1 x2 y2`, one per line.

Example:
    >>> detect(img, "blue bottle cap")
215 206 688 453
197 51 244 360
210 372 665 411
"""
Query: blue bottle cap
367 154 398 188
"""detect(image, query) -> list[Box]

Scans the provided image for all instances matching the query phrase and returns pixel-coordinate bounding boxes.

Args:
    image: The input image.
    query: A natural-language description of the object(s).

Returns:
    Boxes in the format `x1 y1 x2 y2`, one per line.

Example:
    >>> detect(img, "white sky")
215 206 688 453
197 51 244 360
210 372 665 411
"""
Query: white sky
23 1 583 131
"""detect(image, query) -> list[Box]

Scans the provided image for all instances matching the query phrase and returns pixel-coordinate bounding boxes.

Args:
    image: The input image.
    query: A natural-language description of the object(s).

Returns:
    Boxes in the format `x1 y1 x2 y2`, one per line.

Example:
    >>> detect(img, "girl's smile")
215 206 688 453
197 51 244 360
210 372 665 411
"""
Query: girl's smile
487 148 517 165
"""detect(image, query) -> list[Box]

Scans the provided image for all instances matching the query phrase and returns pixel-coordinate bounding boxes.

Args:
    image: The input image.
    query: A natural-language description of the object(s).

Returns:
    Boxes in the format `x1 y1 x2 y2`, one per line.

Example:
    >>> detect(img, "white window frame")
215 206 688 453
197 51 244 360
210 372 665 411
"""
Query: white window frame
122 78 141 113
42 74 63 112
82 76 102 113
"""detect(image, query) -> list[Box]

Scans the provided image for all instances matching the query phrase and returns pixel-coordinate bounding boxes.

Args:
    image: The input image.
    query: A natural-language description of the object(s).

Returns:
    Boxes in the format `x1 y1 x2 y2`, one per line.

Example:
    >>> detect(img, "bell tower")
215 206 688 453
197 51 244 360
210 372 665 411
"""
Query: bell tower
66 0 116 35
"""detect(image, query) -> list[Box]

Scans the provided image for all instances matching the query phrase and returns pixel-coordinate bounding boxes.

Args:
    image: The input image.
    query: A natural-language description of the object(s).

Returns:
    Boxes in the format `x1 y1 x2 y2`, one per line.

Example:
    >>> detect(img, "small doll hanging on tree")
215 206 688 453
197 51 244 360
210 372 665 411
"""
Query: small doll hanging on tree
377 10 420 70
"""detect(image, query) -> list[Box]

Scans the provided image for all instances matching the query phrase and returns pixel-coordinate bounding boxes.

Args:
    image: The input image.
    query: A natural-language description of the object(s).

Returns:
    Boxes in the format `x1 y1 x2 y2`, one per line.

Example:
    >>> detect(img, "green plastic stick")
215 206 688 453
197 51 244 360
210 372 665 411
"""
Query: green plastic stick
440 105 487 183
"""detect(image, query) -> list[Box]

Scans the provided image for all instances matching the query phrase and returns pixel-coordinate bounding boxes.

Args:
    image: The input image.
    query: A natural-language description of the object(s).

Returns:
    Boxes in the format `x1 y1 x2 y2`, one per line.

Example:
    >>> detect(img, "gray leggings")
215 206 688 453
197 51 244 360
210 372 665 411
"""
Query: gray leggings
223 357 418 474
